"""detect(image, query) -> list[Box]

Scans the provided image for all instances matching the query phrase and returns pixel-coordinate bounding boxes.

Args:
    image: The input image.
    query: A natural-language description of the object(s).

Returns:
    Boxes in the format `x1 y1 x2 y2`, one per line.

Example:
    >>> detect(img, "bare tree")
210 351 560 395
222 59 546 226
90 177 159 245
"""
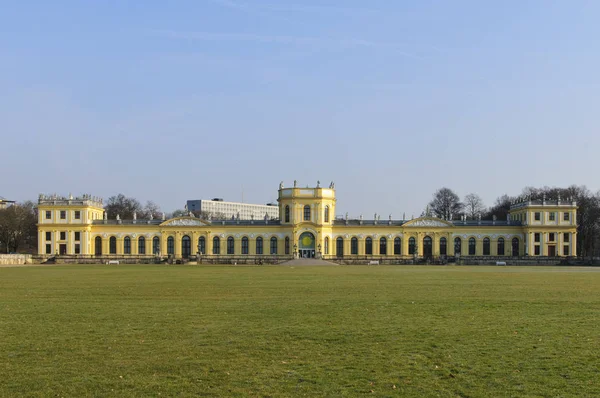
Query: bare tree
140 201 161 219
464 193 486 219
428 188 463 220
104 194 143 220
484 194 513 221
0 202 37 253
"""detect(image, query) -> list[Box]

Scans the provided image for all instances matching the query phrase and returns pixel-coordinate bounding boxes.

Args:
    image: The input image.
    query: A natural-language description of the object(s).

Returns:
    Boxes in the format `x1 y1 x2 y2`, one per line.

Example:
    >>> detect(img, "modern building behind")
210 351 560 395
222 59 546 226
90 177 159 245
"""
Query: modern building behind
0 197 16 210
186 199 279 220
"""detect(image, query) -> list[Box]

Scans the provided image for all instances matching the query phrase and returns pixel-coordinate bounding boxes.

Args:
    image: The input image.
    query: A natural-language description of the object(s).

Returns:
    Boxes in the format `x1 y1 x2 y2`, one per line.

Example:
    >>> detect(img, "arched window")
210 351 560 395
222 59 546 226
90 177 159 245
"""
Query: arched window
227 236 234 254
285 237 290 254
109 236 117 254
167 236 174 255
423 236 432 257
324 237 329 254
336 237 344 257
270 237 278 254
394 237 401 255
324 206 330 223
440 237 447 256
468 237 476 255
351 237 358 255
124 236 131 254
256 237 263 255
483 237 490 255
153 236 160 255
365 237 373 255
379 237 387 255
512 238 519 256
285 205 290 223
304 205 311 221
198 236 205 255
138 236 146 255
497 237 505 256
95 236 102 255
213 237 220 254
242 237 249 254
182 235 191 258
454 237 462 255
408 237 416 255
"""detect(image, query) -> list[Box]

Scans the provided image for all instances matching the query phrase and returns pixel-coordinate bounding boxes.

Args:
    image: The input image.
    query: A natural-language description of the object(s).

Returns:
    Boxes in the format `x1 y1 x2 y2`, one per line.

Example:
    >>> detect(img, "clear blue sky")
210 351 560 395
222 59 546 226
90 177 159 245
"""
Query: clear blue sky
2 0 599 217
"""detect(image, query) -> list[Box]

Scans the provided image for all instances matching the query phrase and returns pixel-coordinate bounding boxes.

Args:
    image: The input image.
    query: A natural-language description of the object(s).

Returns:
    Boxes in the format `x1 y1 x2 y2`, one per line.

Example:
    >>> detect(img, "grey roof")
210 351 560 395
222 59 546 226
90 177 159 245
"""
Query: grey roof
333 220 406 226
92 219 281 226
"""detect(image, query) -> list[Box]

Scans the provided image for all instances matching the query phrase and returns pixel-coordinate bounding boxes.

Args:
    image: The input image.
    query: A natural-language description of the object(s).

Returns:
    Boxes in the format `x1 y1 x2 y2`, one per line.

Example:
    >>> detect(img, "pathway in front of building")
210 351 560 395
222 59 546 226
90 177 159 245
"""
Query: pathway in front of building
281 257 339 266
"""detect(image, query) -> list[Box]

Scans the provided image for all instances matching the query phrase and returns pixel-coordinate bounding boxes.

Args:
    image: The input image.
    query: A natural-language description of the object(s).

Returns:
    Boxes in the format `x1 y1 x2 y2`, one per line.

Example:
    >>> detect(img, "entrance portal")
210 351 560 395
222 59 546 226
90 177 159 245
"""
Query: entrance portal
298 232 316 259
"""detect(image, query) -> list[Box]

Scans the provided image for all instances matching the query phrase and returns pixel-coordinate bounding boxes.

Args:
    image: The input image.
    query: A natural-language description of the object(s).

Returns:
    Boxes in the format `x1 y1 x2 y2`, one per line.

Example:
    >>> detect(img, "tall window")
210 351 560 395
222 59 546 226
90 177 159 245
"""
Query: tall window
423 236 432 257
198 236 205 254
124 237 131 254
497 237 505 256
167 236 174 255
304 205 311 221
138 236 146 255
454 237 461 255
468 237 476 255
336 237 344 257
227 237 234 254
182 235 191 258
109 236 117 254
512 238 519 256
242 237 249 254
408 237 416 255
324 237 329 254
285 205 290 222
324 206 329 223
483 237 490 255
379 237 387 255
60 210 66 220
564 212 570 221
365 237 373 255
153 237 160 255
213 237 220 254
270 237 278 254
440 237 447 256
394 237 401 255
256 237 263 255
74 211 81 219
285 237 290 254
351 237 358 255
95 236 102 255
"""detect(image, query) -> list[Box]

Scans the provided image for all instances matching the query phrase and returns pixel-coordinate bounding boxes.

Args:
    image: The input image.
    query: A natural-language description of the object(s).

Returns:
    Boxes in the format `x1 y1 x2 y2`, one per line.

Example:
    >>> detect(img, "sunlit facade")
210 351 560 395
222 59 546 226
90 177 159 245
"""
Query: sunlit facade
37 183 578 262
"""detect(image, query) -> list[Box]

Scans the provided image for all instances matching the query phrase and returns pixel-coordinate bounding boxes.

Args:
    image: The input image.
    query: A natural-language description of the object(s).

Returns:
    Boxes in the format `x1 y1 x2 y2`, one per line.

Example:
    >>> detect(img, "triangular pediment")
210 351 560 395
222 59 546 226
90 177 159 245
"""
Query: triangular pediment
403 217 453 228
160 217 210 227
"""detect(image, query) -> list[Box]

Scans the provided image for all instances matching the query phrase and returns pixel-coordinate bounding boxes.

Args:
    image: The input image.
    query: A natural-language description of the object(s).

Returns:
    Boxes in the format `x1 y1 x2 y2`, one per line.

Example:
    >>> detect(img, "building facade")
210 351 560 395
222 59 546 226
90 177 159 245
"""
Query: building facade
37 184 578 262
186 199 279 220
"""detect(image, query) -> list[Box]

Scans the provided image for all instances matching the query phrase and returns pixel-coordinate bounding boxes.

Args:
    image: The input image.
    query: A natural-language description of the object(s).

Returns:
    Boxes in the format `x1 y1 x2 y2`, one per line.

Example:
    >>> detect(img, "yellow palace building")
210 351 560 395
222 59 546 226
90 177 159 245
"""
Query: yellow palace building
37 182 578 264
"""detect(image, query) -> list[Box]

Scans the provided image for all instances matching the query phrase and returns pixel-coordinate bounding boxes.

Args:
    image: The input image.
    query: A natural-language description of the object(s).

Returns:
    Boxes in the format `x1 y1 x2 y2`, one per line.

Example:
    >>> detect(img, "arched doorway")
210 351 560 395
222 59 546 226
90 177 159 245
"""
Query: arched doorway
298 232 316 258
182 235 191 258
423 236 433 258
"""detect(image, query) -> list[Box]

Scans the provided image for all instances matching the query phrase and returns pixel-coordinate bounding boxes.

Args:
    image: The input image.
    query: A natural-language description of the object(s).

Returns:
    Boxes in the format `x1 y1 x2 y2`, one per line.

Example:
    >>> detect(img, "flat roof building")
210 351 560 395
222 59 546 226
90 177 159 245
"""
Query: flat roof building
186 199 279 221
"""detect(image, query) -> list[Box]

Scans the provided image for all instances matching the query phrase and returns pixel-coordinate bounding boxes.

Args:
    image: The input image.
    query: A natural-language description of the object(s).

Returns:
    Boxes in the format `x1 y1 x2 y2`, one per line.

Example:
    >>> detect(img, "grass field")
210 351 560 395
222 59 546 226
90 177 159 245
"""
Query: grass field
1 265 599 397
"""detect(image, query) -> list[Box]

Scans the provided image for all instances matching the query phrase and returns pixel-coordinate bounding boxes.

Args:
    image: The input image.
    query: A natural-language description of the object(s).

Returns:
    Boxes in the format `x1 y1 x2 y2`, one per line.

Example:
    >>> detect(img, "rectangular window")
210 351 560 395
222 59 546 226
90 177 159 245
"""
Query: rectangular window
60 232 66 240
563 245 569 256
563 212 570 221
548 233 555 242
45 244 52 254
563 233 570 242
74 211 81 219
46 211 51 219
74 232 81 241
45 231 51 241
60 210 66 220
534 233 540 243
534 212 541 221
74 244 80 254
534 245 541 255
549 212 556 221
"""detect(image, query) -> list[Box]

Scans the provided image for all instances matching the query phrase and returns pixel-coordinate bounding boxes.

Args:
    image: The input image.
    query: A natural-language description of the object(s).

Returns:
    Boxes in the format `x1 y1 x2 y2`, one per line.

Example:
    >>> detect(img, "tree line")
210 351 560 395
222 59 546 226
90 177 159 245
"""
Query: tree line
1 187 599 257
427 185 600 258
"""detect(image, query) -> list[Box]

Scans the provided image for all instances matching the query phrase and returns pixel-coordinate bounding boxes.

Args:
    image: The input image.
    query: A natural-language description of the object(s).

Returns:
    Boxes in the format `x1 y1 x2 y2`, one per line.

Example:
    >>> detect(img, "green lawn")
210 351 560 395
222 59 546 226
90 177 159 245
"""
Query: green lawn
1 265 599 397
